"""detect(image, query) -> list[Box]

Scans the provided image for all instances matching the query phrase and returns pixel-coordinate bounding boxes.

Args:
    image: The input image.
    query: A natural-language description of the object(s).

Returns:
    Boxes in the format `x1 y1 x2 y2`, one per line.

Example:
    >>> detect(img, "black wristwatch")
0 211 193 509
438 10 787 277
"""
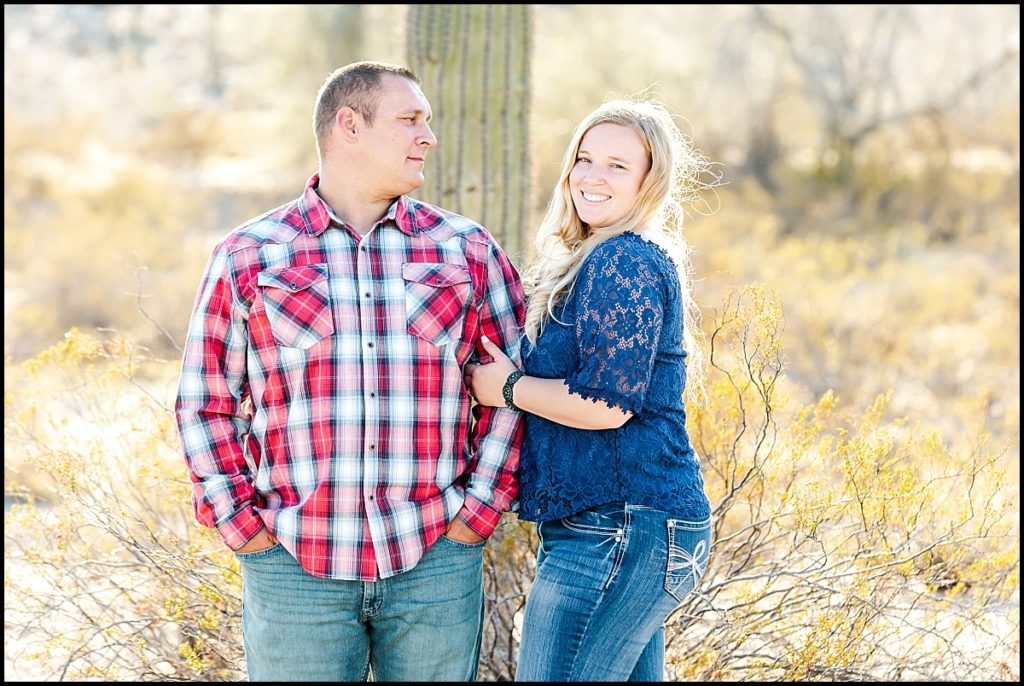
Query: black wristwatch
502 371 525 411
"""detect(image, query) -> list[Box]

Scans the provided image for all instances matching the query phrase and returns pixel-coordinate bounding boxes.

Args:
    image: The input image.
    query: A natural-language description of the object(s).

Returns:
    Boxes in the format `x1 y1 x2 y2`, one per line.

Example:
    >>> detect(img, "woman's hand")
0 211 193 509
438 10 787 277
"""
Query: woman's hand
464 336 519 408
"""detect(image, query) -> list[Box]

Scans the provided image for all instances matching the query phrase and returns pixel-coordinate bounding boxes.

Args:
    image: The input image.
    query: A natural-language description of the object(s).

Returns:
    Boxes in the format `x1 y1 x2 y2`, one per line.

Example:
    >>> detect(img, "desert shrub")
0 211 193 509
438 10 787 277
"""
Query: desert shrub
5 329 243 681
670 285 1019 681
4 289 1018 681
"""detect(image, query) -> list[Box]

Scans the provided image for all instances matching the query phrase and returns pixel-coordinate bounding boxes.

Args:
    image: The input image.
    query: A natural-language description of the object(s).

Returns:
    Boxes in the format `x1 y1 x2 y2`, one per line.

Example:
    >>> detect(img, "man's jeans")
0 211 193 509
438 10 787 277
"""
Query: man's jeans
235 535 485 681
516 502 712 682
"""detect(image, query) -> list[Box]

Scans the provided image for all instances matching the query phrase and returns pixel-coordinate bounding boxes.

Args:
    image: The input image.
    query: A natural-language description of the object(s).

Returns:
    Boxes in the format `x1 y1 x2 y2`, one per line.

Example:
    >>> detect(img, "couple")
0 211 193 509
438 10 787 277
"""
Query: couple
175 61 712 682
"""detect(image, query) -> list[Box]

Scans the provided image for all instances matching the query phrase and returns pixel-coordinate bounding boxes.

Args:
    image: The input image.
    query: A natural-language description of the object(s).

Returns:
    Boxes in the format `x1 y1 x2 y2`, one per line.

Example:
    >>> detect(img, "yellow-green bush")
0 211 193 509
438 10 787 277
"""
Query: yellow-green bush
4 290 1019 681
5 329 243 680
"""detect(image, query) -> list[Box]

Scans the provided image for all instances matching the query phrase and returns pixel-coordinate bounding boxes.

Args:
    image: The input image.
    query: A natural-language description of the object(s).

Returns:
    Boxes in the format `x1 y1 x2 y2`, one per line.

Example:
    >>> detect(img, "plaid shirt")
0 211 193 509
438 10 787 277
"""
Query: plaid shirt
176 174 525 580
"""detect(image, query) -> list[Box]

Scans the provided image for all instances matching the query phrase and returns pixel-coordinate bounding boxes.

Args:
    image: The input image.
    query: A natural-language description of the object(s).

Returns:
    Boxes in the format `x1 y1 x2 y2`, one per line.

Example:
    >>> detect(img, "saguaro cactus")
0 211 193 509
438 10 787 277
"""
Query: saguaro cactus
406 5 532 262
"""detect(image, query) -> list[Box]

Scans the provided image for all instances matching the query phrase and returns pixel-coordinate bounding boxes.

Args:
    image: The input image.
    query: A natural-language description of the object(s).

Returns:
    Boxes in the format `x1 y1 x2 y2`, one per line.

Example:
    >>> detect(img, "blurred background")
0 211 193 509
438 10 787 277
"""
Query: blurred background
4 4 1019 681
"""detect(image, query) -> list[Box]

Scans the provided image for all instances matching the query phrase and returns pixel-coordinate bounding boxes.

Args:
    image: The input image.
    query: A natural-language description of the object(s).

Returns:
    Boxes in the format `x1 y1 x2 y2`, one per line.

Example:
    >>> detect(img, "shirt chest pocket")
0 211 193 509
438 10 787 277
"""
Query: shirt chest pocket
256 263 335 349
402 262 473 346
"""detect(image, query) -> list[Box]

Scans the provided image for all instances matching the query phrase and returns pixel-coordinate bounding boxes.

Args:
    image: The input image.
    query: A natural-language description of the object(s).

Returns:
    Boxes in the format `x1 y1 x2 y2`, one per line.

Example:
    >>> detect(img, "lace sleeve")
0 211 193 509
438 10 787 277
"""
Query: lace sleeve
565 240 664 415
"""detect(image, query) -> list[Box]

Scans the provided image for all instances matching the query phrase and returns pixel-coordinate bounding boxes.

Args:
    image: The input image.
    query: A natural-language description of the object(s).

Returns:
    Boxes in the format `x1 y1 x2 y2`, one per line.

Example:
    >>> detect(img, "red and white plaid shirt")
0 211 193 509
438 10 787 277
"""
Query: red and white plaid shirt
176 174 525 580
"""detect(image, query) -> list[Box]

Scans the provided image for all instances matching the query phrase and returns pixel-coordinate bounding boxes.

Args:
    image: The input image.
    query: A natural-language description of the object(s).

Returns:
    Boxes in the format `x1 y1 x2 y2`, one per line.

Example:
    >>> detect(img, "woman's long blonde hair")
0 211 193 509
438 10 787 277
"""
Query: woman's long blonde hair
522 98 717 404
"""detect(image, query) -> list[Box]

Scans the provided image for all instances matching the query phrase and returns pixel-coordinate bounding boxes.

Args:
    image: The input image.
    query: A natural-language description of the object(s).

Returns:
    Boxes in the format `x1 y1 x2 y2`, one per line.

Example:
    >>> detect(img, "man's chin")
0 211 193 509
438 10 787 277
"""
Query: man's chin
402 175 426 194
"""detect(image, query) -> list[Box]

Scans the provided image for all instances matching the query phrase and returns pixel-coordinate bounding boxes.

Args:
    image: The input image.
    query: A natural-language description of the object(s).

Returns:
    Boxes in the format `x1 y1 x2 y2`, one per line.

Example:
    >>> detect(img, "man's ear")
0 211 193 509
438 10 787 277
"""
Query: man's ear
336 106 360 141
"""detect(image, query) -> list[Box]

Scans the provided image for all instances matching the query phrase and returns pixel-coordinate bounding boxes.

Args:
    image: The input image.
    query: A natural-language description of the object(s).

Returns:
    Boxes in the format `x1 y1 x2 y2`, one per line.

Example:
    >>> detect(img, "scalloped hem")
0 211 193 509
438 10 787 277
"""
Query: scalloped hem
565 376 644 416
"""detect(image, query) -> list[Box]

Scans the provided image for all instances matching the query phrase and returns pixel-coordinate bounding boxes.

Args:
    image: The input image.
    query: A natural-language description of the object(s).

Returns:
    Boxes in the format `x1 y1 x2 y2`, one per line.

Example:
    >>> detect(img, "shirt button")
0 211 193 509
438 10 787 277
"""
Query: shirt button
367 341 374 348
364 292 371 298
289 282 297 289
369 392 376 398
368 495 374 501
435 277 443 284
370 444 376 450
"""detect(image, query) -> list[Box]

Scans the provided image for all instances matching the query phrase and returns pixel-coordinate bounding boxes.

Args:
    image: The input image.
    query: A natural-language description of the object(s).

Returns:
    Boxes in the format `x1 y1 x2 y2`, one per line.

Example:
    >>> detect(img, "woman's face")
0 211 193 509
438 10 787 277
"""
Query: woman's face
569 123 649 230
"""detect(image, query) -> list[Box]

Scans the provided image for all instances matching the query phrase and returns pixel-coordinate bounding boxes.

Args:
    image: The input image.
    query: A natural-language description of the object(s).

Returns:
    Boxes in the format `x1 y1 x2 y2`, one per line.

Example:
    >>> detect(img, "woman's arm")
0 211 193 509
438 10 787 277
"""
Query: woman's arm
513 374 632 430
464 337 632 430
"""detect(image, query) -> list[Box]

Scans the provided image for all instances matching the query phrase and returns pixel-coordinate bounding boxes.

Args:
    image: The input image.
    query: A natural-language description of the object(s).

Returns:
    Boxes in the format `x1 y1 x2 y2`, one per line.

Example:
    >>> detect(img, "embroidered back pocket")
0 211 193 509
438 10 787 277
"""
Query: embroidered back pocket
664 516 711 602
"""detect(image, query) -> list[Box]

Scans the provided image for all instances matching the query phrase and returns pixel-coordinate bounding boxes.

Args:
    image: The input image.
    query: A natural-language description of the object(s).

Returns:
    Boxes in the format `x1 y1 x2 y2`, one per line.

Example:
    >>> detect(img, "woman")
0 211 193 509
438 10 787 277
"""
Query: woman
464 98 715 681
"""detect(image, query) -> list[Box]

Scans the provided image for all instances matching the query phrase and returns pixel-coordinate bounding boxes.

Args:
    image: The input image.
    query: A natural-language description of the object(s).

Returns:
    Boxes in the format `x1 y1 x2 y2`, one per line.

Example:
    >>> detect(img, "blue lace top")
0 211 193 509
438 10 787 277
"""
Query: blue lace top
517 231 711 523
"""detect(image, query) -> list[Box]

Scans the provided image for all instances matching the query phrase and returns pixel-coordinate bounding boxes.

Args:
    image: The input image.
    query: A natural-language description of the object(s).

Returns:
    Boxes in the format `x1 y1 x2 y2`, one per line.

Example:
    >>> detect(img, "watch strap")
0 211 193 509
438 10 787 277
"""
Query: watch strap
502 370 525 411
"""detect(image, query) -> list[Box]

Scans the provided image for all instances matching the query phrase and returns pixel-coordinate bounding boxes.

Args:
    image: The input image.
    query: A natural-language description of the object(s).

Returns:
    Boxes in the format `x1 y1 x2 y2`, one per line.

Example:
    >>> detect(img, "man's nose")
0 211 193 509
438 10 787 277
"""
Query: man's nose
419 126 437 147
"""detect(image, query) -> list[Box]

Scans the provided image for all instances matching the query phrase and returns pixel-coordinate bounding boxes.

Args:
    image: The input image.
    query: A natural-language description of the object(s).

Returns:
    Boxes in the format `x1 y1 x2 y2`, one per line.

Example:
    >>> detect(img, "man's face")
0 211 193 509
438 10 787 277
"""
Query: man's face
359 75 437 199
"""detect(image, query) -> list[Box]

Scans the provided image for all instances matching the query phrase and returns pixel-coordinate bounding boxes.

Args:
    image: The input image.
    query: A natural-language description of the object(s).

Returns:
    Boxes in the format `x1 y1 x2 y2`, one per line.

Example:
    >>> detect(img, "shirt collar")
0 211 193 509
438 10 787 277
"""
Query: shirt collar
300 173 419 238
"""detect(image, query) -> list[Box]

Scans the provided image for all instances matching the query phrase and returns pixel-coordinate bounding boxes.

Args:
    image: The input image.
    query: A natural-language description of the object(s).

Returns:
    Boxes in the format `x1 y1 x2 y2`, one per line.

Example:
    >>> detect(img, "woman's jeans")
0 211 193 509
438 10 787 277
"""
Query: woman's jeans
516 502 711 682
234 535 485 682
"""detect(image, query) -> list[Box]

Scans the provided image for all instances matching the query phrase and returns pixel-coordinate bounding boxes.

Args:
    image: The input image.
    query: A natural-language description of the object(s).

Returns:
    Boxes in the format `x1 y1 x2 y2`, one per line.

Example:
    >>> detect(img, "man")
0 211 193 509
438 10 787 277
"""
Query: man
175 61 525 681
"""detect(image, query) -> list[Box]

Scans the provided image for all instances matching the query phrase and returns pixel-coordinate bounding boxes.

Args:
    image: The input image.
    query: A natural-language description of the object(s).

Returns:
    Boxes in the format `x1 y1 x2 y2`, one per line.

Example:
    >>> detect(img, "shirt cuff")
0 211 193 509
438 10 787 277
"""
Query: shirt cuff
458 495 503 538
217 506 266 550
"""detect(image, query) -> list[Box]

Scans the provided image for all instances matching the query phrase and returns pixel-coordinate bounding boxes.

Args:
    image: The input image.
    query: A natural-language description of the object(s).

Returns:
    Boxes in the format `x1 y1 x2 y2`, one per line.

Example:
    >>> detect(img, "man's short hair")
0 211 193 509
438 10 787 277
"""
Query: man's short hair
313 61 420 150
